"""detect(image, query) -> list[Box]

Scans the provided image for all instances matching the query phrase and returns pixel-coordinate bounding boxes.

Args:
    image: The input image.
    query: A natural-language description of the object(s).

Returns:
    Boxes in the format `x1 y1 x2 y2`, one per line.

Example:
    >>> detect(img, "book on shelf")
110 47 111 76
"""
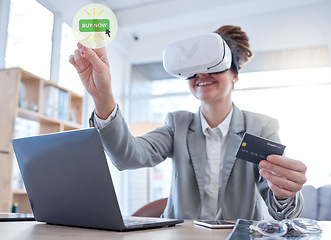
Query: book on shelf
18 82 27 109
42 84 59 119
42 84 69 121
58 90 69 121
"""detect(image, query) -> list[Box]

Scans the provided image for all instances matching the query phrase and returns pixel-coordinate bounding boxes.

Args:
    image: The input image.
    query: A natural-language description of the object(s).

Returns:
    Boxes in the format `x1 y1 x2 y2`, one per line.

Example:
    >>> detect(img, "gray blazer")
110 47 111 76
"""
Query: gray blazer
90 104 303 220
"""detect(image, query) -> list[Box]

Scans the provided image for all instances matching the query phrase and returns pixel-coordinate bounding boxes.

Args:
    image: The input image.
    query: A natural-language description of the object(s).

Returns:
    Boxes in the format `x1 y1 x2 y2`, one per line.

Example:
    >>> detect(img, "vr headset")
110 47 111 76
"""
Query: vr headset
163 33 238 79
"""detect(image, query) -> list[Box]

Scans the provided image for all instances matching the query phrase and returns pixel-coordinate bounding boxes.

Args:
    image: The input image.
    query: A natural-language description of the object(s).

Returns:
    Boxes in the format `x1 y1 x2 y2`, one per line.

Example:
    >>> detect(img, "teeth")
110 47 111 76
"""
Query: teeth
198 81 213 86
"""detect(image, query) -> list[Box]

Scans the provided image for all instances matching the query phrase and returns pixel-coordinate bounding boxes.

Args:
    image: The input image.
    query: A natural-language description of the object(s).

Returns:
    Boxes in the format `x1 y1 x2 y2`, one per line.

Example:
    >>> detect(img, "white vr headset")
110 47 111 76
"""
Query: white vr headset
163 33 237 79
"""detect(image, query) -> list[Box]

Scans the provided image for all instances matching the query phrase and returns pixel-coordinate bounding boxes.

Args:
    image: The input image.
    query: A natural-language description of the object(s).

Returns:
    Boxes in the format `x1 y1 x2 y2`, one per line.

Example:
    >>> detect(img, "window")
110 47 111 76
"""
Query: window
233 67 331 187
58 23 84 96
128 66 331 209
128 71 199 206
6 0 53 80
129 76 199 123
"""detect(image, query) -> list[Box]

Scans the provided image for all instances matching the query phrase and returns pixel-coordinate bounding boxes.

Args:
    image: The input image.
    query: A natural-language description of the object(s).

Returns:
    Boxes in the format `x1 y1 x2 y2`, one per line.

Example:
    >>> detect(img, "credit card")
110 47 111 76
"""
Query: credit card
235 132 286 164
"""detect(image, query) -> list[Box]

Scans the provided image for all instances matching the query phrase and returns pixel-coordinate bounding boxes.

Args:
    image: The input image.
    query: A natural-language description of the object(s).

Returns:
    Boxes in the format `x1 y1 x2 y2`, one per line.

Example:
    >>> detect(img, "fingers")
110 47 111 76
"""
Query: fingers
82 47 108 72
266 180 297 199
259 155 307 199
260 168 303 190
260 155 307 183
69 55 79 69
74 42 109 69
69 48 90 72
266 155 307 173
92 46 108 60
77 42 84 49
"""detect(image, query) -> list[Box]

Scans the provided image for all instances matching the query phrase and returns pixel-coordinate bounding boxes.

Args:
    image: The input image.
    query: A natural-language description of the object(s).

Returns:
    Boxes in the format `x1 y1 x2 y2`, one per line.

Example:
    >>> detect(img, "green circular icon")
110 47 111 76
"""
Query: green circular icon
72 3 118 49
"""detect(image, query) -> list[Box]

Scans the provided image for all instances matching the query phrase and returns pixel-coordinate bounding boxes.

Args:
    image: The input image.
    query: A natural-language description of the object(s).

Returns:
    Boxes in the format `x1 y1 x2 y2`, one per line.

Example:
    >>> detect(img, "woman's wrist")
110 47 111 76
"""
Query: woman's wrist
93 95 116 120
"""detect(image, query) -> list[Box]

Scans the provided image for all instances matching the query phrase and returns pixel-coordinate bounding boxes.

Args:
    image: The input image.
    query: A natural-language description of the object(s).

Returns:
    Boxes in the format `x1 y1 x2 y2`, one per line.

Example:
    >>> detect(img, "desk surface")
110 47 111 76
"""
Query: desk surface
1 220 330 240
1 220 232 240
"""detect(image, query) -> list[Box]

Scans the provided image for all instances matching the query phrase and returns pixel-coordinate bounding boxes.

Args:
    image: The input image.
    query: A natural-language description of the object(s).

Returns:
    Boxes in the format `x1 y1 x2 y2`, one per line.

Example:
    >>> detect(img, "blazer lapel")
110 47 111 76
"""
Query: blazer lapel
221 105 245 196
187 110 207 203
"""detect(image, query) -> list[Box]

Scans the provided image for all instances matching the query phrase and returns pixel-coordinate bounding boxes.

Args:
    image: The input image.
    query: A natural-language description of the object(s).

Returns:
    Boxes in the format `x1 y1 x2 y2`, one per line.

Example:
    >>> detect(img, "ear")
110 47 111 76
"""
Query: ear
232 74 239 84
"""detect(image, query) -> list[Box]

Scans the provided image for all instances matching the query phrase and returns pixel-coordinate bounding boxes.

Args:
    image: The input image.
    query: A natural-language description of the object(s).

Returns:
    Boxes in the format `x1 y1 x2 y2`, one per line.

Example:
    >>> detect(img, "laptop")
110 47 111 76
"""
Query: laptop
12 128 183 231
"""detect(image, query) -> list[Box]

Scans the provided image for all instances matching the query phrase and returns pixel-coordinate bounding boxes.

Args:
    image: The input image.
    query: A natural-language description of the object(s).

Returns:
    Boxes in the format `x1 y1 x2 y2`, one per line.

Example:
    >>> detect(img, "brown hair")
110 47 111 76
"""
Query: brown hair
214 25 253 72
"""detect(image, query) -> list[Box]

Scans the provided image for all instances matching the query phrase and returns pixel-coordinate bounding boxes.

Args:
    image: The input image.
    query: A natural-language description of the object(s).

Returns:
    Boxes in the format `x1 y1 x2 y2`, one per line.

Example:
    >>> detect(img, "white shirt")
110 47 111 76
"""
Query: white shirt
199 108 233 219
93 104 118 129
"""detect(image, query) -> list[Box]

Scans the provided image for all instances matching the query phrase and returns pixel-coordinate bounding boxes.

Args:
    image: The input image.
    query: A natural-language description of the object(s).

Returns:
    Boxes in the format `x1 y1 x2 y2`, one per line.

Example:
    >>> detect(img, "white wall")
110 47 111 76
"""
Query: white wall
127 1 331 64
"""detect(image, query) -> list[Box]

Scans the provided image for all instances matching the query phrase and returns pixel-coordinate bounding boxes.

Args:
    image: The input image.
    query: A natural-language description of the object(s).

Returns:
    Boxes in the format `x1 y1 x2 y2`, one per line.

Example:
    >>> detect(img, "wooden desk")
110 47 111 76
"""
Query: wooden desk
1 220 330 240
0 220 232 240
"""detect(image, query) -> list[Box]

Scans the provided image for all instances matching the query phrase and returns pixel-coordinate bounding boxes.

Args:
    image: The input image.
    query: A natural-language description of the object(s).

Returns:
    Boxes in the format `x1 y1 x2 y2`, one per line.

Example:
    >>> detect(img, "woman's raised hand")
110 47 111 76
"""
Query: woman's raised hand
69 43 115 119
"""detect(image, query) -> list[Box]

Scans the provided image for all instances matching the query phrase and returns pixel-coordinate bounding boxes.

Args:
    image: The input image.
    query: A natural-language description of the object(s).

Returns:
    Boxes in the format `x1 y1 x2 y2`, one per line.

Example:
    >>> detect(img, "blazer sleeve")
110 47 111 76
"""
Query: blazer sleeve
90 107 174 170
249 114 304 220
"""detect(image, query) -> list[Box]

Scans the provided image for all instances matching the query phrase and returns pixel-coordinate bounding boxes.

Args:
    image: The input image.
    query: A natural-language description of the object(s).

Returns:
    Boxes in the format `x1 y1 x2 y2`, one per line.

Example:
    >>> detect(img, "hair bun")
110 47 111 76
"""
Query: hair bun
214 25 253 71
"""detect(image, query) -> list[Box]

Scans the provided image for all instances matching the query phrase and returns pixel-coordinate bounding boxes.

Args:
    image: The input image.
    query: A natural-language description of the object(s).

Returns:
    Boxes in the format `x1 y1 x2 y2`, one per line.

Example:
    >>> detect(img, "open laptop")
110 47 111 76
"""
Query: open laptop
12 128 183 231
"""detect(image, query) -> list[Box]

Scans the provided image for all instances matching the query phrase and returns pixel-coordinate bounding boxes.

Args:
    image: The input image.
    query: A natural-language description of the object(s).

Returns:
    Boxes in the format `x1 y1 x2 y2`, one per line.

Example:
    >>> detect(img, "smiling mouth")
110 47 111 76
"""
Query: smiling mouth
197 81 216 86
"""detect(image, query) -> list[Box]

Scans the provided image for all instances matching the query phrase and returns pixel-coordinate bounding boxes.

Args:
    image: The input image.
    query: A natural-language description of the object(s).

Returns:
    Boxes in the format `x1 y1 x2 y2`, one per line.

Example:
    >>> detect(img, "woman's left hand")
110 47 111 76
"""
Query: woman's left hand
259 155 307 200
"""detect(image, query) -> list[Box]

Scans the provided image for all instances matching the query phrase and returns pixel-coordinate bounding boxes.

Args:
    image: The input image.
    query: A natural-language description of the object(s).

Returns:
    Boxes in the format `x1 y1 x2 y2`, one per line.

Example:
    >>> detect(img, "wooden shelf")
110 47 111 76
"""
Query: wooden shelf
17 108 82 132
18 108 56 124
0 67 84 213
12 189 27 195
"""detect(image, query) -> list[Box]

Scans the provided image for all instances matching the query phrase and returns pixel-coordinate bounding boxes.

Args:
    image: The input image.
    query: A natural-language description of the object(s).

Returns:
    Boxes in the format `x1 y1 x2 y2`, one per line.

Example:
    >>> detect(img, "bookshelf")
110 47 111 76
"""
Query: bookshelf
0 68 83 213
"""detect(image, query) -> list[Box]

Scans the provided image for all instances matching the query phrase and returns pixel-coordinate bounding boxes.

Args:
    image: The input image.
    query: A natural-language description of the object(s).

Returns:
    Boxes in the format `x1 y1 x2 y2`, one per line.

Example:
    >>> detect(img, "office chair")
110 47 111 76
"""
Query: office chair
132 198 168 218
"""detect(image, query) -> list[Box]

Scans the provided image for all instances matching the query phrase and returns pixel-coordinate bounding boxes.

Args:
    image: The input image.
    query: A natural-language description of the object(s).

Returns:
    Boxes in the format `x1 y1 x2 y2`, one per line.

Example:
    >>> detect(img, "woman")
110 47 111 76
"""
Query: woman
69 25 307 220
